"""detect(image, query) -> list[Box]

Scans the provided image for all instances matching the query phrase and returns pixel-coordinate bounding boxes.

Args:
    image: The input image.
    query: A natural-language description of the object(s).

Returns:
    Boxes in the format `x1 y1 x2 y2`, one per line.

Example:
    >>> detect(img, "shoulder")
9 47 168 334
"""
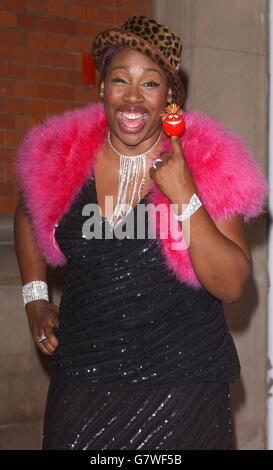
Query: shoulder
183 109 246 155
182 108 259 172
182 109 269 223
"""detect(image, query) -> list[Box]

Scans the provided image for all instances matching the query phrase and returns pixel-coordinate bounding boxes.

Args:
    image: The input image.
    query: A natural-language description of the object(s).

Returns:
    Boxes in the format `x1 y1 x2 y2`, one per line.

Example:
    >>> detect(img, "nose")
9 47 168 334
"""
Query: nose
123 83 144 104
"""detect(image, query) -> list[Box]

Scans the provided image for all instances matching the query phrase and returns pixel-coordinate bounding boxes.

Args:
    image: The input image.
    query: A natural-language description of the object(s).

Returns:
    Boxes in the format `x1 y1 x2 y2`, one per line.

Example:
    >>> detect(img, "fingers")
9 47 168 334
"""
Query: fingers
170 135 183 157
27 303 60 355
45 325 59 348
37 326 59 355
37 333 58 355
149 154 168 176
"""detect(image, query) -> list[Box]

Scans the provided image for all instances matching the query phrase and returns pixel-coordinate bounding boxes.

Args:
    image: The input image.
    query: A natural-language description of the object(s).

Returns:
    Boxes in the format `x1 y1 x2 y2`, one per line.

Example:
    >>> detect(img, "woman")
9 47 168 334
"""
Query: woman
13 16 268 450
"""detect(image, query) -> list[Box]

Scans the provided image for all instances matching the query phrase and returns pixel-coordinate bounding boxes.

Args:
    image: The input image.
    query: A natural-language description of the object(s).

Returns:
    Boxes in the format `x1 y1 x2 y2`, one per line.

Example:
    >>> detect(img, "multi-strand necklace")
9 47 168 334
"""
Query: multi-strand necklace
107 131 161 228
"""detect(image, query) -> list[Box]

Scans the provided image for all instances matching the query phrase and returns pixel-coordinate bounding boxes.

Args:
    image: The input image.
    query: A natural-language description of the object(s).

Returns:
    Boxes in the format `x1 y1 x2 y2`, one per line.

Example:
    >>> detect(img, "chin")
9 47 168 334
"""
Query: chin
113 126 147 145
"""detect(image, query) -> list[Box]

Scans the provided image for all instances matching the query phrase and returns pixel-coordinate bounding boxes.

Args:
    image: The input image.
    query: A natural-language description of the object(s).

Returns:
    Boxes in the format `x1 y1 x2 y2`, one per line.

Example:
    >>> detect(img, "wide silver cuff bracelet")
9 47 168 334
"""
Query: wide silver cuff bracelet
172 193 202 221
22 281 49 306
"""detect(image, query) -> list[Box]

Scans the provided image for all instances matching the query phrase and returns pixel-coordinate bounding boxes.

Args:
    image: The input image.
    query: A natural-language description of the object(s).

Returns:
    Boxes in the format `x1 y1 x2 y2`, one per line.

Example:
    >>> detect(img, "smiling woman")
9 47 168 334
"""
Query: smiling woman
101 48 168 147
92 46 172 227
13 15 268 450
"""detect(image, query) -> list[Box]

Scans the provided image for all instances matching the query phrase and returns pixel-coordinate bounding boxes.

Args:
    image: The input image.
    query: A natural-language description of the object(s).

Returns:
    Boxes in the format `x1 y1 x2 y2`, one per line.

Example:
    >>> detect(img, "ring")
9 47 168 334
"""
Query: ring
153 158 163 169
38 334 46 343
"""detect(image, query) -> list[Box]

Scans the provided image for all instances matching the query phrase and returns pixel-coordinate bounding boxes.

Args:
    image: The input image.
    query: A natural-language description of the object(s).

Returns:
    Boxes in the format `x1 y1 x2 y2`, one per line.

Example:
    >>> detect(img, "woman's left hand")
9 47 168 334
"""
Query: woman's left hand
149 136 198 204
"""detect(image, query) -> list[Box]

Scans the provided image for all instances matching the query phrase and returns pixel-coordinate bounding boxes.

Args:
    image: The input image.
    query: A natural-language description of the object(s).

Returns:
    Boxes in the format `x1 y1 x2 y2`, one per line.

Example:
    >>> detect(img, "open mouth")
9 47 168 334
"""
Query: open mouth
117 111 148 131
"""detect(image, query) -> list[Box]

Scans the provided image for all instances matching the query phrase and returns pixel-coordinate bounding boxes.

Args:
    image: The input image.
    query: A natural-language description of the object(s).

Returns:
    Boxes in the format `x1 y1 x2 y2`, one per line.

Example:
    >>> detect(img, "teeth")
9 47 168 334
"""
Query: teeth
117 111 148 129
124 114 141 120
119 112 147 120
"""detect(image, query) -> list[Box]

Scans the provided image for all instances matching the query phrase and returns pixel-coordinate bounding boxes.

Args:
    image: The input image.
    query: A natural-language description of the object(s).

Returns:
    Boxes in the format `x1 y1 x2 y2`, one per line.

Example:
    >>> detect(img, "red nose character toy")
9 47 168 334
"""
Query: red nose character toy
161 104 185 137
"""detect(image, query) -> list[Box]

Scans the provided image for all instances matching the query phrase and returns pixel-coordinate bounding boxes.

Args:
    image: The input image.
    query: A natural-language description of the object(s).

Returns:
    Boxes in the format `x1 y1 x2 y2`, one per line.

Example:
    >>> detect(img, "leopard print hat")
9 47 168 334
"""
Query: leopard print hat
92 15 185 106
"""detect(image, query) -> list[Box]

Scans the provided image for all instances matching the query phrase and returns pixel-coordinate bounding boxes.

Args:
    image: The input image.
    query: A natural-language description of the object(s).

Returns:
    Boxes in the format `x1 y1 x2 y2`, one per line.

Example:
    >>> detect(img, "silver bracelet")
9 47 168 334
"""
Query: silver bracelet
172 193 202 221
22 281 49 306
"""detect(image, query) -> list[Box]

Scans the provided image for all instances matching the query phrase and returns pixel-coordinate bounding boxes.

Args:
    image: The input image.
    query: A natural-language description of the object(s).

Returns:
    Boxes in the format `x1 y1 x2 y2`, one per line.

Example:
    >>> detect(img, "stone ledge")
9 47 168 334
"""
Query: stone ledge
0 245 21 285
0 420 43 450
0 215 21 285
0 214 14 245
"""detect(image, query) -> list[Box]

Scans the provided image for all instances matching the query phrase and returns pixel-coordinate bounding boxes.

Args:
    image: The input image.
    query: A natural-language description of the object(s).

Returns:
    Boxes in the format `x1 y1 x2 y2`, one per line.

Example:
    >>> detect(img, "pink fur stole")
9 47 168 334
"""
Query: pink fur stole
14 103 269 289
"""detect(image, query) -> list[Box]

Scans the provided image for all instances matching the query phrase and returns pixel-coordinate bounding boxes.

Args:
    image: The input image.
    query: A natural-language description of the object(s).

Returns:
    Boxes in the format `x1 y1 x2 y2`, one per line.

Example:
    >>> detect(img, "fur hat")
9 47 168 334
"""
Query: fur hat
92 15 185 105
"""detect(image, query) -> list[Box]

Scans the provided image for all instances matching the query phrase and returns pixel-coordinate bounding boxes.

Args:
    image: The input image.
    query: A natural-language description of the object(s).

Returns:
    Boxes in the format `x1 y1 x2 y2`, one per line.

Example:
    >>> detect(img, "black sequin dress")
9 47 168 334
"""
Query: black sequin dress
42 174 240 450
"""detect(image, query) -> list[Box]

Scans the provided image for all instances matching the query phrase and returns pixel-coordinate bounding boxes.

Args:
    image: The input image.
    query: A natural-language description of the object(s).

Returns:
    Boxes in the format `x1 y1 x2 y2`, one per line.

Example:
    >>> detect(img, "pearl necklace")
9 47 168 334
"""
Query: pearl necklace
107 131 161 228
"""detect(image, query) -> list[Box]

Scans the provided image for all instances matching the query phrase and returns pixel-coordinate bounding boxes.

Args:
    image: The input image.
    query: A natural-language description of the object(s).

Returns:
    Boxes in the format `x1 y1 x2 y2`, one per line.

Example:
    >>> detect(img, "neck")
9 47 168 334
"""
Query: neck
108 129 162 159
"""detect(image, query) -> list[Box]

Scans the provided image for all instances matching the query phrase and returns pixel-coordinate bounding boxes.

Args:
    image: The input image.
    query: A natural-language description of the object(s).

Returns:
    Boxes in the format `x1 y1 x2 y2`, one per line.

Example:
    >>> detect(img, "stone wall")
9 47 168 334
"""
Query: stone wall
0 216 50 449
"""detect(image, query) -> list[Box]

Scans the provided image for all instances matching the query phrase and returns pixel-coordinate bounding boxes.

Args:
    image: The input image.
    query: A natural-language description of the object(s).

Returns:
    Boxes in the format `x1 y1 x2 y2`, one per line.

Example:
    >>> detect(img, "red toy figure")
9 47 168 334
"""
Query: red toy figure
161 104 185 136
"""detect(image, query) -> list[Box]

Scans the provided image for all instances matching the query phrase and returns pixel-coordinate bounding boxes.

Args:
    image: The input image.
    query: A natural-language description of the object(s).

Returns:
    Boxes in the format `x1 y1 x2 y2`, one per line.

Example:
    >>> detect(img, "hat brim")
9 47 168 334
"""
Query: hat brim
92 28 185 106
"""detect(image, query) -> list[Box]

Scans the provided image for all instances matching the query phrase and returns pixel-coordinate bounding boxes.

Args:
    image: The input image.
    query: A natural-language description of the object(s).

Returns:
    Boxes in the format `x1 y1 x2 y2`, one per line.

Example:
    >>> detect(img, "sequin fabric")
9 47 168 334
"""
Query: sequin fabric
48 175 240 390
43 175 239 450
42 379 234 450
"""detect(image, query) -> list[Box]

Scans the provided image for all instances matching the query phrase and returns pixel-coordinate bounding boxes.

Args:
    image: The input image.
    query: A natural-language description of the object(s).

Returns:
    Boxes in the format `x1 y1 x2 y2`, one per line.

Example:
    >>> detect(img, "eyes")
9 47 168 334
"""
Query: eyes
111 77 160 88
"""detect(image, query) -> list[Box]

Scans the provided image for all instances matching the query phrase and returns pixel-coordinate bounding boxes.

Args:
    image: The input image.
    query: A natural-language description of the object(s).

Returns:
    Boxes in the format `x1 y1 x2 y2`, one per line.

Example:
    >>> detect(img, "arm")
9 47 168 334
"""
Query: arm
150 135 253 303
14 197 59 355
169 138 253 302
175 205 253 303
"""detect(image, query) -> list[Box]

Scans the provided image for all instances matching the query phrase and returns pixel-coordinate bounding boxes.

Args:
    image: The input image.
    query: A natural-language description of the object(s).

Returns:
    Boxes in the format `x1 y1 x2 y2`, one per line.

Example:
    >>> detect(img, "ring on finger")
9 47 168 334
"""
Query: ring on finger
153 158 163 169
38 334 47 343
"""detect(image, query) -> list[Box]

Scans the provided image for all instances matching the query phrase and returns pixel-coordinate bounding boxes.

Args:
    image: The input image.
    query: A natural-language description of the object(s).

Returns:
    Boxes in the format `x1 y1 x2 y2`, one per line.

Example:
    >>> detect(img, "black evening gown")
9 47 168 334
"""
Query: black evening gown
42 174 240 450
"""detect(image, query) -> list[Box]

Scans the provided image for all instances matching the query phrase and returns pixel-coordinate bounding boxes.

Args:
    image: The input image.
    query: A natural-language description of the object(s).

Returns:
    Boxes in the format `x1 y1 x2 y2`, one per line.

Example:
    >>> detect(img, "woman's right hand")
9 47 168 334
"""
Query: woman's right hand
25 299 59 355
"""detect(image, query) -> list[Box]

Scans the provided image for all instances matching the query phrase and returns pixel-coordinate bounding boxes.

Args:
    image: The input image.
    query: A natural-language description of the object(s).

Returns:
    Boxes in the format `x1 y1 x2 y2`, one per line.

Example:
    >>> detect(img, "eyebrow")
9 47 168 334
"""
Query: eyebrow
143 67 162 76
110 65 162 76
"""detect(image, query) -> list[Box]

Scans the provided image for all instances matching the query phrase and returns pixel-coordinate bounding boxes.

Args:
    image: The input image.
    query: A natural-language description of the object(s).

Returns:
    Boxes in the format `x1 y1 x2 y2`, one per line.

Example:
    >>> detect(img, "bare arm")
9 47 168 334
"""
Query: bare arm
176 207 253 303
14 197 47 284
150 135 253 303
14 197 59 355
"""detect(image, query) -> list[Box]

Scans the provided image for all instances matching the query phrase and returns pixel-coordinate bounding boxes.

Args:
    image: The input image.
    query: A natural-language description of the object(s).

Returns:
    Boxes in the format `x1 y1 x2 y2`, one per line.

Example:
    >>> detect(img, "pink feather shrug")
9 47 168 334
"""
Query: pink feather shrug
14 103 269 290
